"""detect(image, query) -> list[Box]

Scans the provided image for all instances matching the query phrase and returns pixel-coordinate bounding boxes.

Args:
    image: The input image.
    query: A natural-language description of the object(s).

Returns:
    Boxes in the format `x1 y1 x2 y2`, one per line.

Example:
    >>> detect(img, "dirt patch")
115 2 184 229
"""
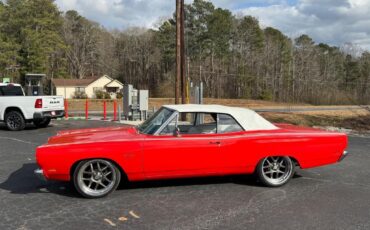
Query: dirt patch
148 98 306 109
262 112 370 132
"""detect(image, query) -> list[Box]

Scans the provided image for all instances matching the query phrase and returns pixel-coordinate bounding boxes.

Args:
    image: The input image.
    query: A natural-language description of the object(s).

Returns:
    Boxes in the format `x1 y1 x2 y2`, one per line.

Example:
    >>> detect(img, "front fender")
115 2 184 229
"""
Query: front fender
36 141 144 181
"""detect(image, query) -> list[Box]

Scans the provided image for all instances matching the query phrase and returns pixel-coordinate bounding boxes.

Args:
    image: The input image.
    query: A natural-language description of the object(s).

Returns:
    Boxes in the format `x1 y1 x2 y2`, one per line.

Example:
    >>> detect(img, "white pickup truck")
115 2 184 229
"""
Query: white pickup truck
0 83 64 131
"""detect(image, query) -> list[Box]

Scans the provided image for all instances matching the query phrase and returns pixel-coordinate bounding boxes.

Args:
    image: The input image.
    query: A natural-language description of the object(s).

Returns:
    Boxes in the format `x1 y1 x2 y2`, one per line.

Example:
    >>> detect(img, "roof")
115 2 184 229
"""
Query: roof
163 104 278 131
52 77 99 87
0 83 21 87
106 79 124 87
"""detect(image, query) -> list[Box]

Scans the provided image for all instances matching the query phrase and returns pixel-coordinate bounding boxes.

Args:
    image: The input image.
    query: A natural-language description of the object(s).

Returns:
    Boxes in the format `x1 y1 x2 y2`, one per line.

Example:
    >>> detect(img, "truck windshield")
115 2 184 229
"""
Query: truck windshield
137 108 173 135
0 85 24 96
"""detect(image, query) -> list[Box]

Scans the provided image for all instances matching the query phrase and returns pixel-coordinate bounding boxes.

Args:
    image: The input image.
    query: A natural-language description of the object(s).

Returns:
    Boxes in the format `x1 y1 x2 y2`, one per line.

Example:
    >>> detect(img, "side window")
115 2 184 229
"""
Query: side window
196 113 217 125
188 113 217 134
217 114 243 134
178 112 196 134
160 113 196 135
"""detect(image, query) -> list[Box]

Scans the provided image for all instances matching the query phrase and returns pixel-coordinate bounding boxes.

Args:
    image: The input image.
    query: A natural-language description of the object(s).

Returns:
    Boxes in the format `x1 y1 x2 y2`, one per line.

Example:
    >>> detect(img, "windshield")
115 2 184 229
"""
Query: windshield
137 107 174 134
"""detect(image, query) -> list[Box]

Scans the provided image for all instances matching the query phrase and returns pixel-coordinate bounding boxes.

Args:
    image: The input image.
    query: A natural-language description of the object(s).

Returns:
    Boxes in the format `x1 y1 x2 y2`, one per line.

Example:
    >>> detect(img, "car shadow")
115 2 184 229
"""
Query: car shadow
120 174 262 191
0 123 38 131
0 163 78 197
121 170 304 190
0 163 302 198
121 171 303 191
0 123 56 131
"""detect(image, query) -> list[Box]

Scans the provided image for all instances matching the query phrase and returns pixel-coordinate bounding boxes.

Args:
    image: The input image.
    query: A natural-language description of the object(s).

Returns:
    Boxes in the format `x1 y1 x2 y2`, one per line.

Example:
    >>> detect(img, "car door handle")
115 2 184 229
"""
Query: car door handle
209 141 221 145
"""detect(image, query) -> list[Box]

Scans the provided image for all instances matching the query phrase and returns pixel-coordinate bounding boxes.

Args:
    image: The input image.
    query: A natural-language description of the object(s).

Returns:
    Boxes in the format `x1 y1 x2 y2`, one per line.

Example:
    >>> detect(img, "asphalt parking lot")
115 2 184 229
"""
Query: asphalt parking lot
0 120 370 230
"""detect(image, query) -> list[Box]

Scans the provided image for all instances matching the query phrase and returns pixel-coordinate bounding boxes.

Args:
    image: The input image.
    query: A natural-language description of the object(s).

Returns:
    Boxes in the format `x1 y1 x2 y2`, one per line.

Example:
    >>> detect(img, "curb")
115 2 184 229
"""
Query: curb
57 117 118 122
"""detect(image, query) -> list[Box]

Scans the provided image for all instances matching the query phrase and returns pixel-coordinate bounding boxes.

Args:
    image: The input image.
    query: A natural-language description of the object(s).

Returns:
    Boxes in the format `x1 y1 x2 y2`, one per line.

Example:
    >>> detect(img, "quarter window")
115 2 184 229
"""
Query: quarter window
217 114 243 133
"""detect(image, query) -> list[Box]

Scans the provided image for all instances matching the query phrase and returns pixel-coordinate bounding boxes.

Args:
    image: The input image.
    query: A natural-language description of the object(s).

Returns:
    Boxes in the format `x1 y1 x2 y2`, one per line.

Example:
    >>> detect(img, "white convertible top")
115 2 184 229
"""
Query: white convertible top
163 104 278 131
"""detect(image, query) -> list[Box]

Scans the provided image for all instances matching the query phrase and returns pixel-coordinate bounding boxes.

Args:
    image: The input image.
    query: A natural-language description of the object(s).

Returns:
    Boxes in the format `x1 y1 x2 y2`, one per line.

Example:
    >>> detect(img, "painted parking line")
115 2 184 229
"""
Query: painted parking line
118 216 128 222
103 211 140 227
104 218 116 227
0 136 37 146
129 211 140 219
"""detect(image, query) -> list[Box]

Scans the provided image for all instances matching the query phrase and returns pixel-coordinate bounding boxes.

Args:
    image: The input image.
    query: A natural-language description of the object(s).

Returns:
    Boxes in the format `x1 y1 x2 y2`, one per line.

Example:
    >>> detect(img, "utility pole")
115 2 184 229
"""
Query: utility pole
175 0 181 104
186 56 190 104
180 0 186 105
176 0 186 104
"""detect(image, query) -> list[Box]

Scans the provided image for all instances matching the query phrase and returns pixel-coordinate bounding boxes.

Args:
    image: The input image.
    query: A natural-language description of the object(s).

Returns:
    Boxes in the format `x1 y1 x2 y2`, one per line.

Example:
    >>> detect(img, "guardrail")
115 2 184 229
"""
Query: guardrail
64 99 121 121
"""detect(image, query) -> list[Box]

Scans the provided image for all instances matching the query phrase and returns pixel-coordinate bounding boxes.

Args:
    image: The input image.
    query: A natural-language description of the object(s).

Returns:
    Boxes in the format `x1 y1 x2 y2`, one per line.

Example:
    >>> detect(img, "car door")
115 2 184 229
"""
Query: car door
142 112 222 179
216 113 252 173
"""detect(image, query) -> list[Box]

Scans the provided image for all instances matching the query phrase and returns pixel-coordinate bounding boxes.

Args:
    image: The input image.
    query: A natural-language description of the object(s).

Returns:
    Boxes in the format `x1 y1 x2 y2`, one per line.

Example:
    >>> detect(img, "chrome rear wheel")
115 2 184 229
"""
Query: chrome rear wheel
73 159 121 198
257 156 294 187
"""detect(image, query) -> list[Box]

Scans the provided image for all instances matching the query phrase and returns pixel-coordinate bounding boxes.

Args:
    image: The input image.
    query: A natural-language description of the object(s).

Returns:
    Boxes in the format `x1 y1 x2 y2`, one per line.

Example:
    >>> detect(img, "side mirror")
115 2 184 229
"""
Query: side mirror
173 127 181 137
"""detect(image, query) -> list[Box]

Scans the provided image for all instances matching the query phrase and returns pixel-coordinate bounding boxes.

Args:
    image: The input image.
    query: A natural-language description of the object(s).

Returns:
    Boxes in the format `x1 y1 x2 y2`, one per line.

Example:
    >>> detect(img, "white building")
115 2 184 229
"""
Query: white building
52 75 124 99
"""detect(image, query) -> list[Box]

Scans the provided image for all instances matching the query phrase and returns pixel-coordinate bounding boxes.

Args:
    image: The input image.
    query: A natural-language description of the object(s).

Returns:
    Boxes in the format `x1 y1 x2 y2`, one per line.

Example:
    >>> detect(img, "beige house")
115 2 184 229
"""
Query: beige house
52 75 124 99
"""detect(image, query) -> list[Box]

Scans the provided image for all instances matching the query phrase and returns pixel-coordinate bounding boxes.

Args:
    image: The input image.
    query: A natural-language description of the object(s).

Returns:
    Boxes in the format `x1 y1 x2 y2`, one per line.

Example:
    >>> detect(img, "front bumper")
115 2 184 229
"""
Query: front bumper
338 150 349 162
34 110 65 120
34 168 47 181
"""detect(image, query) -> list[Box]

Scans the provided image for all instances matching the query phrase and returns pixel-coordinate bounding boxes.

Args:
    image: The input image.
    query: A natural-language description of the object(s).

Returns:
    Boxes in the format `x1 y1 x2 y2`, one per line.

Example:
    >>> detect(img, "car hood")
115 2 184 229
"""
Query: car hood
46 126 140 145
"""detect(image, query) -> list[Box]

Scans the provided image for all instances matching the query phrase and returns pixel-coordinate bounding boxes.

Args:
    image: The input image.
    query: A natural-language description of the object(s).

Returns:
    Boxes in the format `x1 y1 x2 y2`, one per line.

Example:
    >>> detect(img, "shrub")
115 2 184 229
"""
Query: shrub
72 91 88 99
116 92 123 99
95 90 111 99
259 90 273 101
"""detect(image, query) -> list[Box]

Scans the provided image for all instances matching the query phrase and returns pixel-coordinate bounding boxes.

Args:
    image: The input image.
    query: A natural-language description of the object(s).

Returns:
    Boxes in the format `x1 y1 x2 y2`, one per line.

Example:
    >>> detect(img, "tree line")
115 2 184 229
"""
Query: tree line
0 0 369 104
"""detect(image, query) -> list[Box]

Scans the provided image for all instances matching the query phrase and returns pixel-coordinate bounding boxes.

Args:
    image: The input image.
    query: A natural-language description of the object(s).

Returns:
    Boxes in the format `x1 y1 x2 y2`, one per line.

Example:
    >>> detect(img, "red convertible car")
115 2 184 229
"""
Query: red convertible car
35 104 348 198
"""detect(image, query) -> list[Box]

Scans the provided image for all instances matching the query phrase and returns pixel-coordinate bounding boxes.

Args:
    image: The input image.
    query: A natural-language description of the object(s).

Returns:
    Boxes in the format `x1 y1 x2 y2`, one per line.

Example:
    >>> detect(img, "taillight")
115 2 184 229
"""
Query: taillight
35 99 43 108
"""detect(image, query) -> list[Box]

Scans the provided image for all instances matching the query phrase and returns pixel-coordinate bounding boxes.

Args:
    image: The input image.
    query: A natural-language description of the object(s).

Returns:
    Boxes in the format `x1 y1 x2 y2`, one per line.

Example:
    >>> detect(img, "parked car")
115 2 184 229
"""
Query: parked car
35 104 348 198
0 83 65 131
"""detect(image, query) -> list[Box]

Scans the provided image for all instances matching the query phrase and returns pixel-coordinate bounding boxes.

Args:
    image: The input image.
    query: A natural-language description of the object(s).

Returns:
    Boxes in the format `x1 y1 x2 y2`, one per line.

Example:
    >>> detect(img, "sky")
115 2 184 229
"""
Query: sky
55 0 370 50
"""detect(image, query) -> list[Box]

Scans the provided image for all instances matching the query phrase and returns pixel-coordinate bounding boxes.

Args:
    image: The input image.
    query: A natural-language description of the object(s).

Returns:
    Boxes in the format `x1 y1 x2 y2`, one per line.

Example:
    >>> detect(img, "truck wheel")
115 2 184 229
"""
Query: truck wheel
34 117 51 128
5 111 26 131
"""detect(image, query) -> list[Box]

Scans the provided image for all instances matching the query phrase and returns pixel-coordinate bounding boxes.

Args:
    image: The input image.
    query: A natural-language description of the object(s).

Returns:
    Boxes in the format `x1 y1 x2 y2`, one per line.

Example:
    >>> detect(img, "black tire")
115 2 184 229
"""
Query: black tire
5 110 26 131
73 159 121 198
256 156 295 187
34 117 51 128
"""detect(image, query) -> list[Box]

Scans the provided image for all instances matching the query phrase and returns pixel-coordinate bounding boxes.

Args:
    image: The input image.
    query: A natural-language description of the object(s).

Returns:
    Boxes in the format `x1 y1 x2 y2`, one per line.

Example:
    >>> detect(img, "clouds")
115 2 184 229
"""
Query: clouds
55 0 176 29
240 0 370 49
55 0 370 50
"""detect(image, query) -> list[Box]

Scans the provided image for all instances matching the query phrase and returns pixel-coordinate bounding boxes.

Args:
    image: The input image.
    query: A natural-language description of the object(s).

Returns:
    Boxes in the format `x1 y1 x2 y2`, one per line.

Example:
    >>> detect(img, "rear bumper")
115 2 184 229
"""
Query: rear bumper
338 150 349 162
34 168 47 181
34 110 64 120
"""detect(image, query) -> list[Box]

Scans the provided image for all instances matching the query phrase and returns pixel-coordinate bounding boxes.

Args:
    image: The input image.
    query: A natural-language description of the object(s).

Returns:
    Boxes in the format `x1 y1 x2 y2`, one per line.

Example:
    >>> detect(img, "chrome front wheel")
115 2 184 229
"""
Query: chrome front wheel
257 156 294 187
73 159 121 198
